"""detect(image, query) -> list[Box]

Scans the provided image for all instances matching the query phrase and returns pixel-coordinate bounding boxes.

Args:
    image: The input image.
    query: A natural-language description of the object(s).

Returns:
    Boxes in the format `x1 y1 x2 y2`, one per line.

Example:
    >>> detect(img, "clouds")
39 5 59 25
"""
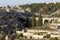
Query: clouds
0 0 60 6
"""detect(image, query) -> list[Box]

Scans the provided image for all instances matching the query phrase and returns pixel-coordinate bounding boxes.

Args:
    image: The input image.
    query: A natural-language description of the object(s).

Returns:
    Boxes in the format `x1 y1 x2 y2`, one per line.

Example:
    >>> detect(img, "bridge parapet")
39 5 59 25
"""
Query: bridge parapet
42 17 60 25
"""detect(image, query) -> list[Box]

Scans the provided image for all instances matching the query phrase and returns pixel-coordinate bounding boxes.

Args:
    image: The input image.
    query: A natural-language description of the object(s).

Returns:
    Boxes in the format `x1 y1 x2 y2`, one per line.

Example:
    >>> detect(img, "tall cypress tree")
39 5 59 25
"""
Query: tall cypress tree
26 17 31 27
38 13 42 26
31 7 36 27
32 14 36 27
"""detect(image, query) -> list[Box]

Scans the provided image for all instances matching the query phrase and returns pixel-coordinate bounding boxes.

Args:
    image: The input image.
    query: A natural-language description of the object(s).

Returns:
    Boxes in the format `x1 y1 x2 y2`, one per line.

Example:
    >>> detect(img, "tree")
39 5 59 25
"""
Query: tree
44 34 50 38
32 15 36 27
31 6 36 27
26 17 32 28
38 13 42 26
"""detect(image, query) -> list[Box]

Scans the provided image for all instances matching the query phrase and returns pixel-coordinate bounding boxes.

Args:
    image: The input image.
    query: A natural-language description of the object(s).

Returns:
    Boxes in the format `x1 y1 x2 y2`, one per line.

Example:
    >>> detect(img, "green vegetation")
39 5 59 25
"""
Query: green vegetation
18 33 23 37
32 15 36 27
31 7 36 27
0 16 3 20
34 32 46 35
49 37 59 40
57 14 60 17
16 33 23 40
26 17 31 27
19 3 60 15
38 13 42 26
44 34 50 38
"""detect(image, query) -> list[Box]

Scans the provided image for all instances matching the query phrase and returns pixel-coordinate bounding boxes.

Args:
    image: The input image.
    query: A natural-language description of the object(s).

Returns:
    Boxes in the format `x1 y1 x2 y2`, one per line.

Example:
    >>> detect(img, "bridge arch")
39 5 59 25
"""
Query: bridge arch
44 20 49 25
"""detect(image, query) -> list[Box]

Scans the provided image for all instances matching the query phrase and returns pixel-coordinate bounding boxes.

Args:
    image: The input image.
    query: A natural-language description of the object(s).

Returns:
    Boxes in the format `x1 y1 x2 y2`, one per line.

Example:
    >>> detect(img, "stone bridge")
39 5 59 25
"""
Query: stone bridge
35 17 60 25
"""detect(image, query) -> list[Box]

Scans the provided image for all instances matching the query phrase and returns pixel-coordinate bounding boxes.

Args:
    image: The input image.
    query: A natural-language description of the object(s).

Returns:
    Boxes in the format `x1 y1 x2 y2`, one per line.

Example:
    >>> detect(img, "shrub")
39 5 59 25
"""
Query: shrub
44 34 50 38
49 37 59 40
19 33 23 37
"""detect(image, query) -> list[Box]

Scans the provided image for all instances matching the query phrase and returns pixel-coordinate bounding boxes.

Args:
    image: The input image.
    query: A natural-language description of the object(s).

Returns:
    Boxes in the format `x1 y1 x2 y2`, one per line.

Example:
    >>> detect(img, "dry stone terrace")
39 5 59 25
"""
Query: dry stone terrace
16 29 60 40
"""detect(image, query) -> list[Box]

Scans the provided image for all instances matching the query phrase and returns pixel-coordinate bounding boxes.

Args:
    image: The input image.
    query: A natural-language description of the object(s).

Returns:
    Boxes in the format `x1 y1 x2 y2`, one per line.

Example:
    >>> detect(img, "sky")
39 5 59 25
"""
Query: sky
0 0 60 7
